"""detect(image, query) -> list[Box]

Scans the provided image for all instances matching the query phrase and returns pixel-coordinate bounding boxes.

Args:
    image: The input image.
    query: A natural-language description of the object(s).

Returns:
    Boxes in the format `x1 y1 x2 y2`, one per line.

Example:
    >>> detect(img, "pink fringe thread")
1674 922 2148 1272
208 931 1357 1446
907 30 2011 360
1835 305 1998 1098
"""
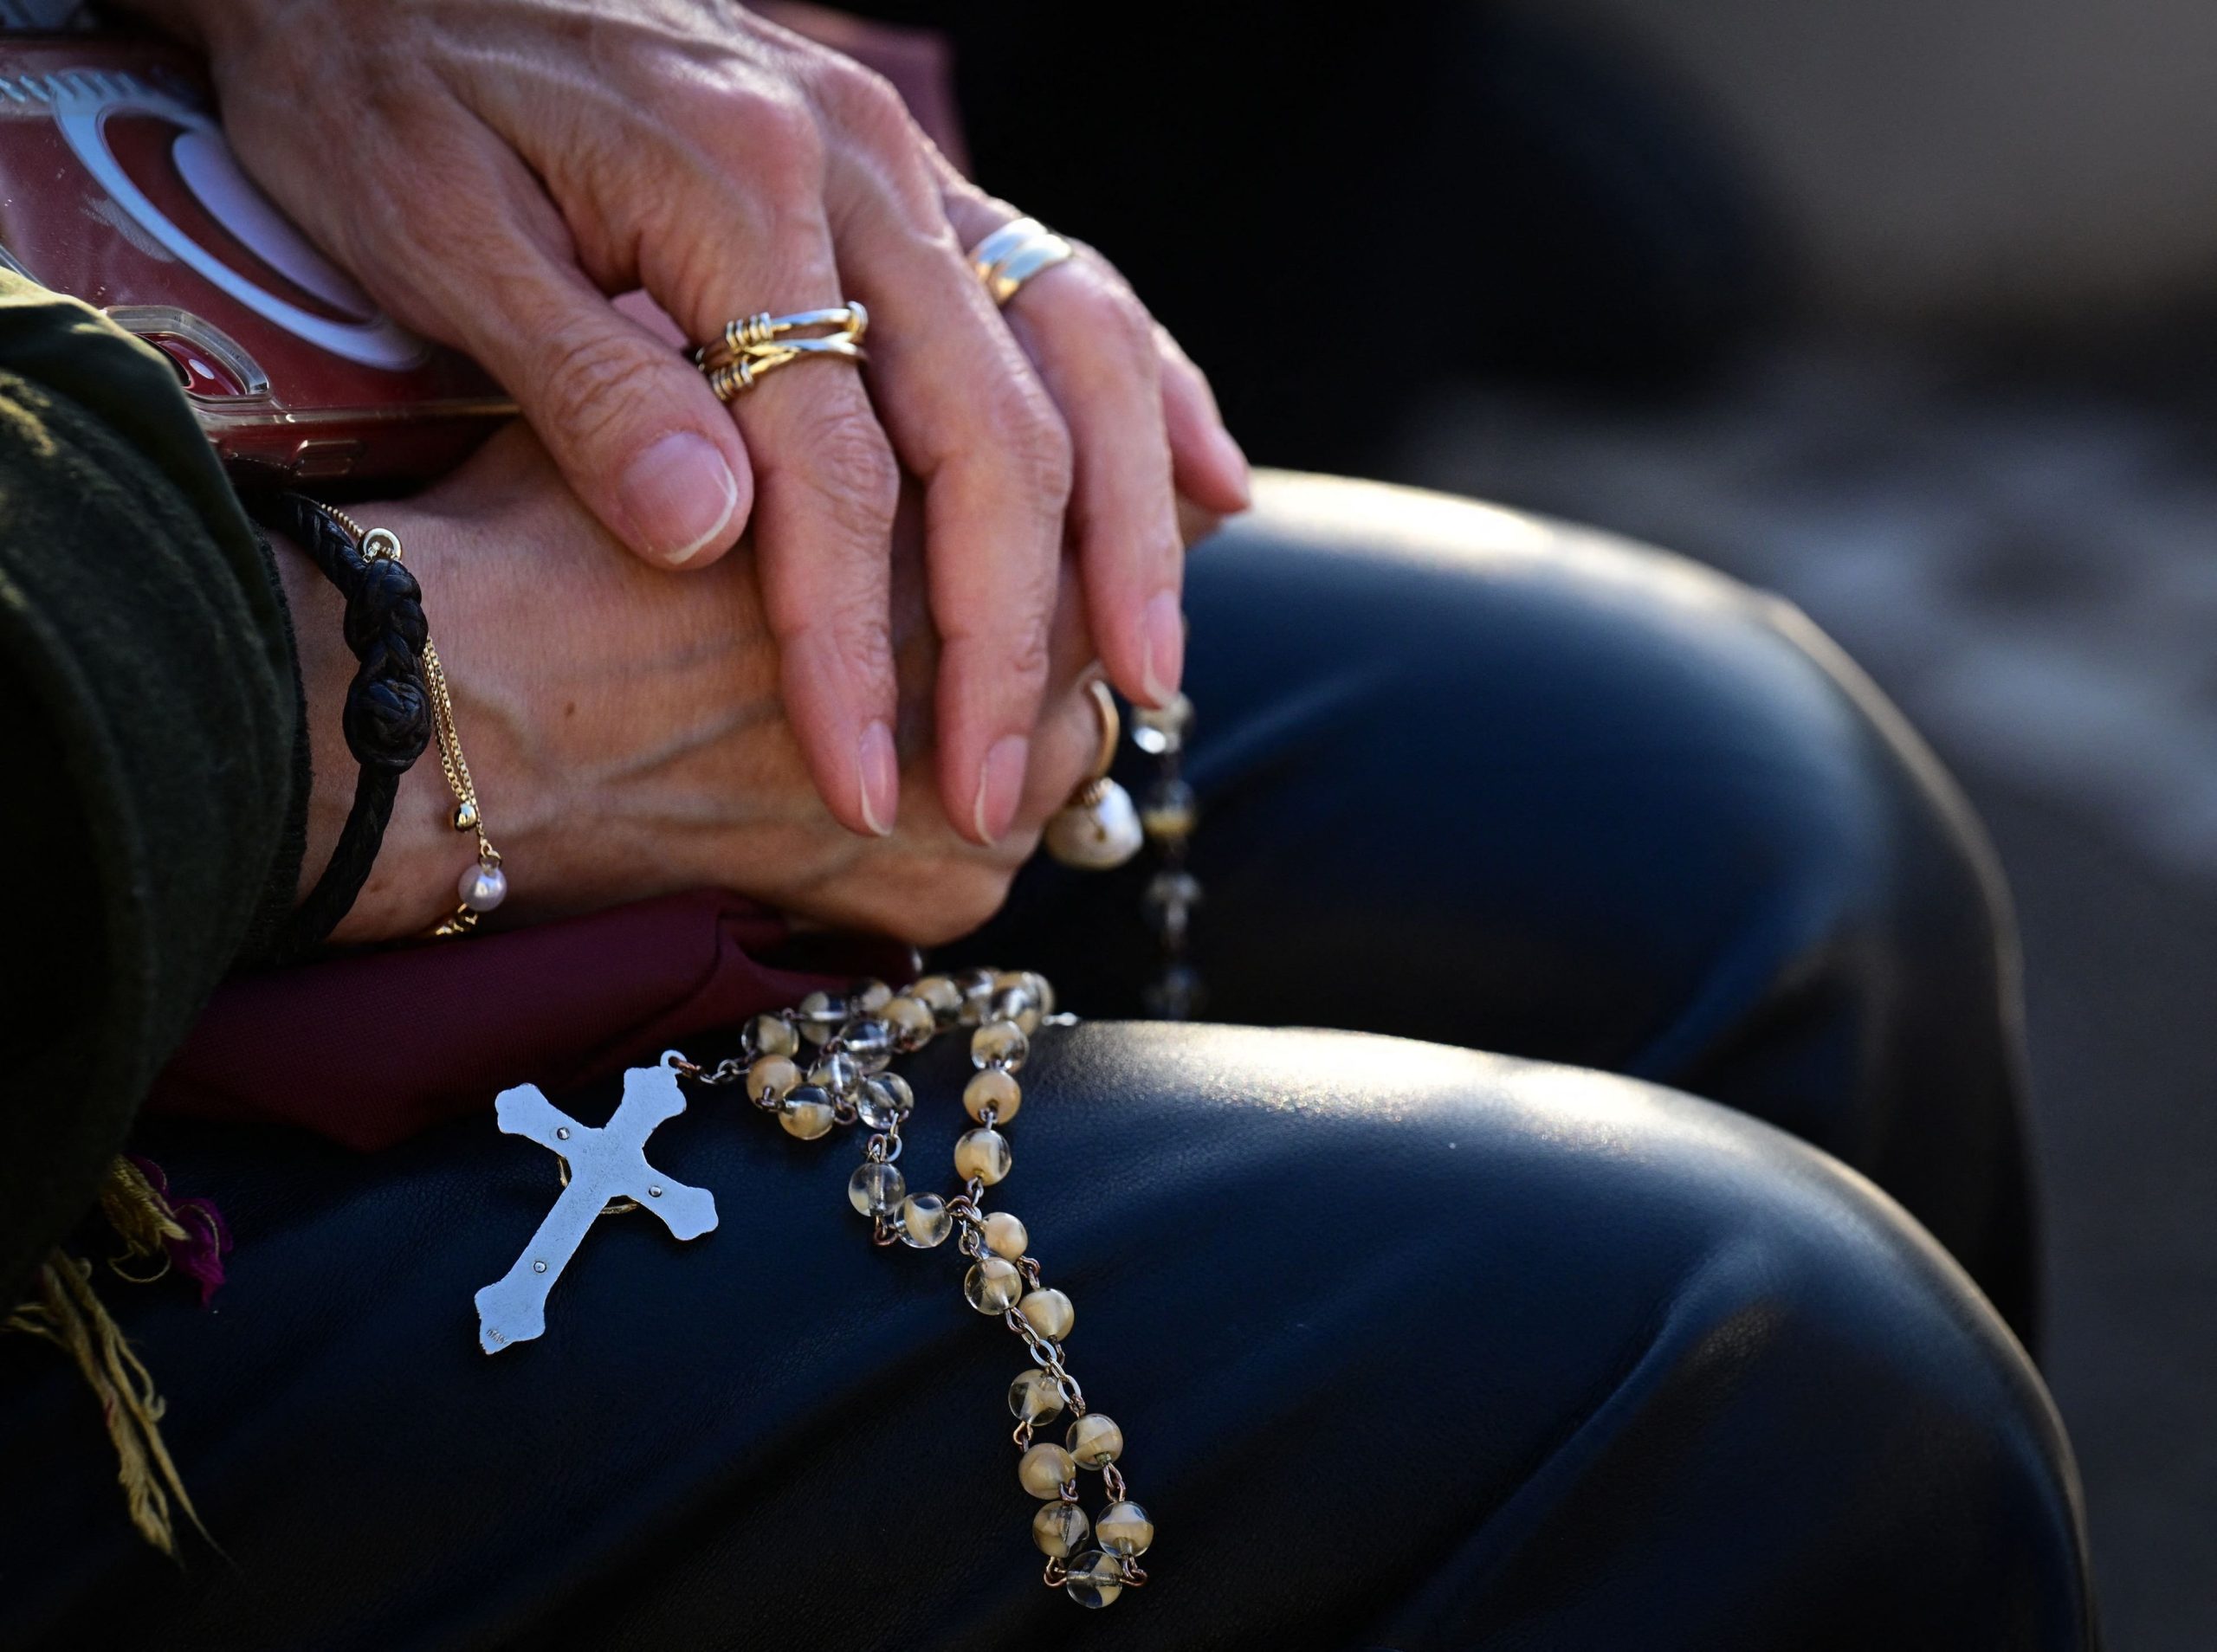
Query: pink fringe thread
123 1154 232 1307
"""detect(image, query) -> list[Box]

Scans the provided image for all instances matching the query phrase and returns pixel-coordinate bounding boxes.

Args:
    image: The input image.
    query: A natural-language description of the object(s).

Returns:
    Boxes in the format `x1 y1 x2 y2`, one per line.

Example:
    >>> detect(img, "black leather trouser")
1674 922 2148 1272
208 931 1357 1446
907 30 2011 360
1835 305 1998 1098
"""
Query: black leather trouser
0 478 2091 1649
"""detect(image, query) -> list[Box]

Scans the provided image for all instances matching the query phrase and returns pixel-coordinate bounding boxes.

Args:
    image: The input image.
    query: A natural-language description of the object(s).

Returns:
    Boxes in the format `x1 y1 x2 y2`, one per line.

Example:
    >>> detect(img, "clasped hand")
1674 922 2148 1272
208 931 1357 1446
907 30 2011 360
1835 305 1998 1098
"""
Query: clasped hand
126 0 1247 855
281 425 1114 947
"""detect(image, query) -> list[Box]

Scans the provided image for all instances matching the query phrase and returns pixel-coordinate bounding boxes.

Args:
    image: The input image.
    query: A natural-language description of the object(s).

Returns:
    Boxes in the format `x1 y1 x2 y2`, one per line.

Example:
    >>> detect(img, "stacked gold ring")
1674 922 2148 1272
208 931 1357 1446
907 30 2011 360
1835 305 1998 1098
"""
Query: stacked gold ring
693 301 869 402
966 216 1077 307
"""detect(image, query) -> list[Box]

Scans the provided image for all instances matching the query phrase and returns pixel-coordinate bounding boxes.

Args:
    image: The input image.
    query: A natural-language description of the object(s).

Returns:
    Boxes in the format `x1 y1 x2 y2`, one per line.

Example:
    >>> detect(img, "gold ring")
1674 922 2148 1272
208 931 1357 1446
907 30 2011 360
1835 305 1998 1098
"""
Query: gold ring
966 216 1077 307
1079 678 1120 785
693 301 869 400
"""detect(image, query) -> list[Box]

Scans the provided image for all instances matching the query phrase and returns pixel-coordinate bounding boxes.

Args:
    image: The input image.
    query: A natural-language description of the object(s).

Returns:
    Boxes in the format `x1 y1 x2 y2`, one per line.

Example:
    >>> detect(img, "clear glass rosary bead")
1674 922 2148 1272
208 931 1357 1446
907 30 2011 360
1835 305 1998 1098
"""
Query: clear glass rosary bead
839 1018 893 1072
1063 1550 1125 1609
746 1055 800 1104
898 1193 952 1249
963 1068 1021 1124
1018 1287 1074 1340
911 974 962 1021
1142 964 1205 1022
1131 691 1192 756
989 985 1041 1034
1014 971 1056 1017
1018 1442 1076 1498
797 991 845 1045
778 1085 837 1140
953 1127 1012 1186
1144 869 1203 920
1139 778 1197 842
882 995 935 1049
1096 1501 1154 1557
965 1255 1024 1314
971 1020 1029 1070
746 1013 798 1060
1033 1501 1089 1558
856 1073 914 1130
954 968 999 1024
807 1052 860 1100
847 1160 906 1216
849 978 893 1015
981 1211 1028 1260
1009 1368 1064 1423
1066 1412 1123 1468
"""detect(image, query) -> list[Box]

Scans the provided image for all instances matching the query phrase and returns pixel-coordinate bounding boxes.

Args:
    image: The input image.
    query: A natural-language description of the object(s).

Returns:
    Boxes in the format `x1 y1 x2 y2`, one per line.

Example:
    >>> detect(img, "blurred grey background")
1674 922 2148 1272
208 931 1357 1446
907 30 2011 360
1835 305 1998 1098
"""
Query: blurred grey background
1390 4 2217 1646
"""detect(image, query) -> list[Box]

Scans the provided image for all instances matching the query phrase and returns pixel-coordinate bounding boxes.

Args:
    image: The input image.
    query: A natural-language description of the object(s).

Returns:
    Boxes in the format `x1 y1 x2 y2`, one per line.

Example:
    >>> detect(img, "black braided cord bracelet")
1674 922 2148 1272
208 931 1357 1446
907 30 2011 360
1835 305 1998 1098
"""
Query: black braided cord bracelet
245 490 434 957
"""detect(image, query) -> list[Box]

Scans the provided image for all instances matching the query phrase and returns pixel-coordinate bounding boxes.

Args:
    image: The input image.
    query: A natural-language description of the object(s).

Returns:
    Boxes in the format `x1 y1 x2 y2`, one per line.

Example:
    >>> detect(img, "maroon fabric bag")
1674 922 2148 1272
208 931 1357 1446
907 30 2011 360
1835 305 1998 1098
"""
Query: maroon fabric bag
149 890 903 1152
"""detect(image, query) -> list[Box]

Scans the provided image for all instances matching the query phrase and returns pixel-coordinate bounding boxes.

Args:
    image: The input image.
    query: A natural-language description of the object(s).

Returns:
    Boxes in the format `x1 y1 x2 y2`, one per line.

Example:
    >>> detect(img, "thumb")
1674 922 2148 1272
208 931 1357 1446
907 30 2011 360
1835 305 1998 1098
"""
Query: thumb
453 246 753 571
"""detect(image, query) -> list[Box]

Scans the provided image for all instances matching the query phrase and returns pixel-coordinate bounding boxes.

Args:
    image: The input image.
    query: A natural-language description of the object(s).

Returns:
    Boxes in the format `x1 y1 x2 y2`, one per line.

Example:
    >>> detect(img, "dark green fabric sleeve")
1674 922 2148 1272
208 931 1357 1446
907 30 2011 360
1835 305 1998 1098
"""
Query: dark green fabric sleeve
0 273 303 1299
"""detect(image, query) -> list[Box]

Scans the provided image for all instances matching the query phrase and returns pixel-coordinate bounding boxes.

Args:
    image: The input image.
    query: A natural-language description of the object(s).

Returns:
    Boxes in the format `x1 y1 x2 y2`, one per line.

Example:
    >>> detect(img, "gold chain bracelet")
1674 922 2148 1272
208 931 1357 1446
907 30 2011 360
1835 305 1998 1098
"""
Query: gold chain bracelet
322 507 505 938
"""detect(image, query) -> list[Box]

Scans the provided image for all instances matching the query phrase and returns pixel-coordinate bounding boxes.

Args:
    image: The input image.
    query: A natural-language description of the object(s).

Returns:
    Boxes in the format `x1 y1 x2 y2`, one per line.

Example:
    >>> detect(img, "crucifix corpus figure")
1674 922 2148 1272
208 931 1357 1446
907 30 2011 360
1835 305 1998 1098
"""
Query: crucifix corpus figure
474 1058 718 1353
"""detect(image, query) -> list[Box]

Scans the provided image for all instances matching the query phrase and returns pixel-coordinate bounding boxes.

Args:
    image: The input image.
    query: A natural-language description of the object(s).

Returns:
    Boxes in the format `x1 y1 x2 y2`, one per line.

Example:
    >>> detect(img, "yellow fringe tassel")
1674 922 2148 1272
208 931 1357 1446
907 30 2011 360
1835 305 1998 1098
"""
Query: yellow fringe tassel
5 1245 208 1558
97 1155 192 1284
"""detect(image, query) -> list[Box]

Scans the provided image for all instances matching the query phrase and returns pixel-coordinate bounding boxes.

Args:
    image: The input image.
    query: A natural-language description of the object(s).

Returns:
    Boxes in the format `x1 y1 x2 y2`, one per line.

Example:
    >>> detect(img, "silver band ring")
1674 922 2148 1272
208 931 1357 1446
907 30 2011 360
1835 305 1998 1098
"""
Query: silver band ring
966 216 1078 307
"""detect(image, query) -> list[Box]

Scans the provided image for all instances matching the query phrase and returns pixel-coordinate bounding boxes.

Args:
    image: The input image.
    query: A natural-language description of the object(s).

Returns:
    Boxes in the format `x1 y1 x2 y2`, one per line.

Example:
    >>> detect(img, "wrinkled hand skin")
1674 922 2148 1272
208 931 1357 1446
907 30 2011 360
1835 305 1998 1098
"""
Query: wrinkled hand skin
124 0 1250 846
274 425 1107 948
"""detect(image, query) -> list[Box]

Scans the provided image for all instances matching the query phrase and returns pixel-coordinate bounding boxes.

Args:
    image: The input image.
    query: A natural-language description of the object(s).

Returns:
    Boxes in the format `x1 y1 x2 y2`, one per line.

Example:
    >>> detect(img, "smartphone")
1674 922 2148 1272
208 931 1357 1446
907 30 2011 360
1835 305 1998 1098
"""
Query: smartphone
0 35 514 482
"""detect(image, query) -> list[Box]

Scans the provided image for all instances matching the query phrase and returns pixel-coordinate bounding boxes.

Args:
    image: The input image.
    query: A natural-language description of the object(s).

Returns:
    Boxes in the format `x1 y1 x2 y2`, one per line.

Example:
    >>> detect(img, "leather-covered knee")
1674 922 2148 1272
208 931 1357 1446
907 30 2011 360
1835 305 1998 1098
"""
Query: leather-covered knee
1198 475 2037 1332
1002 1022 2091 1650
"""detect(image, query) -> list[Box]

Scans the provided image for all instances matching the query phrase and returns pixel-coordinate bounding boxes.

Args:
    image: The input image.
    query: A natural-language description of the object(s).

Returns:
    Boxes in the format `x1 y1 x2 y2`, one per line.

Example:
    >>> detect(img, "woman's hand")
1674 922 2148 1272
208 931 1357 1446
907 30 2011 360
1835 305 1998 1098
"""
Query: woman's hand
122 0 1247 846
275 425 1107 948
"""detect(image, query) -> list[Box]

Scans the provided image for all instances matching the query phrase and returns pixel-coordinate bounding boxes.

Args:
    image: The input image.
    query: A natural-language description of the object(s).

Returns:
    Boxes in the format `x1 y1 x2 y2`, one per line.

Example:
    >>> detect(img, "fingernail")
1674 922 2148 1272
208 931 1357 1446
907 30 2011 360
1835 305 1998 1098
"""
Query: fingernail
1209 425 1252 508
619 432 738 566
857 720 898 836
973 733 1030 845
1141 589 1185 707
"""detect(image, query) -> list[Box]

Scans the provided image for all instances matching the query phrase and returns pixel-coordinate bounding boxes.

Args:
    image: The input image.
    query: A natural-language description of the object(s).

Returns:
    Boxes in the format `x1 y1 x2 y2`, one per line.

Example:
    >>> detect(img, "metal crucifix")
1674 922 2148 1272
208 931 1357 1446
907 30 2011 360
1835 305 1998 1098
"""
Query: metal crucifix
475 1059 717 1353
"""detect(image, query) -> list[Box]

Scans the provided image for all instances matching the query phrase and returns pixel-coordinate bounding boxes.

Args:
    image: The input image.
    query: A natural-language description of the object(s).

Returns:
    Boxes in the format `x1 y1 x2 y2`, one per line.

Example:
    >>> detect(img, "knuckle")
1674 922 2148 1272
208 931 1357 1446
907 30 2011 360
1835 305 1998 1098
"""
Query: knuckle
810 399 903 516
811 55 915 147
811 590 898 683
951 604 1053 693
536 325 663 454
798 56 940 223
769 397 900 556
724 84 825 199
985 379 1075 513
1070 276 1156 365
1007 610 1055 688
1000 616 1054 698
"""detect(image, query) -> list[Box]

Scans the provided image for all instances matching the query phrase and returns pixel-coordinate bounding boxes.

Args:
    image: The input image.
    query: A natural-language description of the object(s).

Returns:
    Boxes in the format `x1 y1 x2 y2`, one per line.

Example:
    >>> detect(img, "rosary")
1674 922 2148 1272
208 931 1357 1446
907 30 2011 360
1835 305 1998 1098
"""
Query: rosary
470 690 1198 1611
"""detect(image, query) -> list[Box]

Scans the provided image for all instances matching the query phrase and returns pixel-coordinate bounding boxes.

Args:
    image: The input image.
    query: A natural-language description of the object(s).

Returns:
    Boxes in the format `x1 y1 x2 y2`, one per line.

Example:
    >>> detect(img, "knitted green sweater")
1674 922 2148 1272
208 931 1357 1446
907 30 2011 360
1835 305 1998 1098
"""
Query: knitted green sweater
0 272 302 1298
